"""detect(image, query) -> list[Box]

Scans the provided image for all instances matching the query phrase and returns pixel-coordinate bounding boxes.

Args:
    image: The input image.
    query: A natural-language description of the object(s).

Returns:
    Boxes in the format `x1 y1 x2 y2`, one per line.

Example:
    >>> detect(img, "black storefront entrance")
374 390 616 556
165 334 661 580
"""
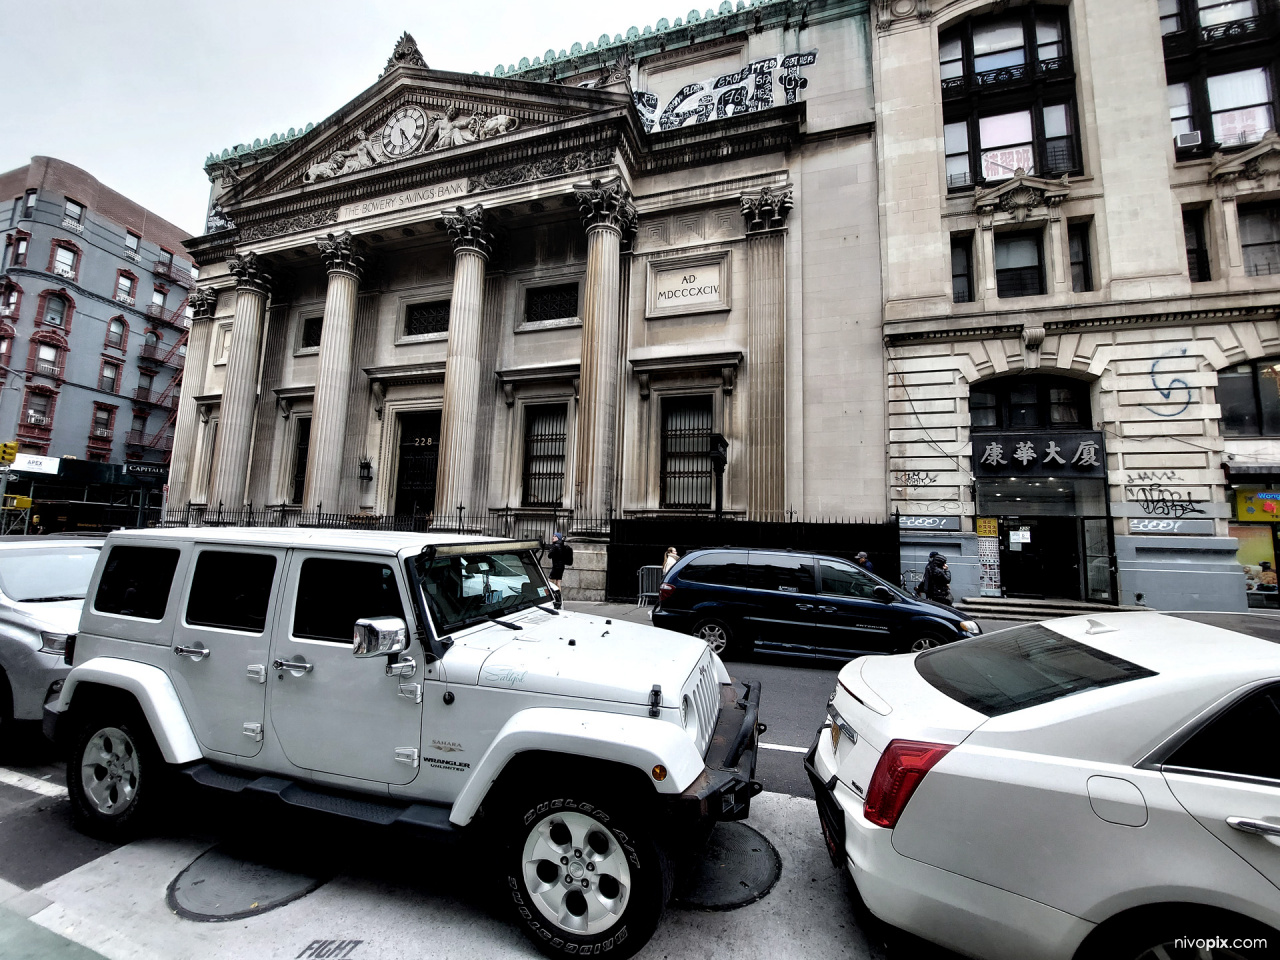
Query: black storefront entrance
394 411 441 516
969 375 1115 604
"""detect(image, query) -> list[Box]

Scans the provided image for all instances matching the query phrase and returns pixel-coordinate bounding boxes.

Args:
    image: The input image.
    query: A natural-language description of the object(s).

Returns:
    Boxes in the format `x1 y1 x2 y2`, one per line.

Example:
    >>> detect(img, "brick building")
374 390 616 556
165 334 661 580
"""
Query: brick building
0 157 193 480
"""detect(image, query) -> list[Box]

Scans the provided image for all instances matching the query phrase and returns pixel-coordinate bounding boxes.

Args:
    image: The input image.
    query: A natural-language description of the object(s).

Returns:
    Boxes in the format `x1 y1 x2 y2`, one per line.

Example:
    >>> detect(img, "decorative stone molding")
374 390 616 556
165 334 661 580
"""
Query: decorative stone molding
1022 325 1046 351
303 129 380 183
1209 130 1280 191
468 148 613 194
317 230 366 278
442 204 495 258
741 186 793 232
974 171 1070 223
574 177 637 238
381 32 428 76
189 286 219 320
240 208 339 242
227 252 271 294
875 0 932 31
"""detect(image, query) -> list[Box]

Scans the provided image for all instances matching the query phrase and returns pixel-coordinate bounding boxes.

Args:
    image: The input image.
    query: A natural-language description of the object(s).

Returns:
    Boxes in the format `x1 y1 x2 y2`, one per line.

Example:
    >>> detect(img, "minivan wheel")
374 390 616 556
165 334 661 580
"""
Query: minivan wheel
67 709 165 843
692 619 732 656
905 631 946 653
505 793 672 959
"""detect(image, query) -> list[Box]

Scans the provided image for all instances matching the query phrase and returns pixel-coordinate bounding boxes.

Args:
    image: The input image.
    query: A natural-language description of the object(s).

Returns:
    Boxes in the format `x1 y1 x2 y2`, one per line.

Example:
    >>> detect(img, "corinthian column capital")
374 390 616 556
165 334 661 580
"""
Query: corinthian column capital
227 251 272 294
442 203 495 259
189 286 219 320
317 230 366 278
741 186 793 232
574 177 637 238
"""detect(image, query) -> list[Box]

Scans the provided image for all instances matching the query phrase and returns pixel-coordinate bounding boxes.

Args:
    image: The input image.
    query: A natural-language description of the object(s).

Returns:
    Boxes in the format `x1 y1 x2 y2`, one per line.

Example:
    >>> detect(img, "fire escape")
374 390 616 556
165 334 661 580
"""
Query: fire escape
128 290 191 462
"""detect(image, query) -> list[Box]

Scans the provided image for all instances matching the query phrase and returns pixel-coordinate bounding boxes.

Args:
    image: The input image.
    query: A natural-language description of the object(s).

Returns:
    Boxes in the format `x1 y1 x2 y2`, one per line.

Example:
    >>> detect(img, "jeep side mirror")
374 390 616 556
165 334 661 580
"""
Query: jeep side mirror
872 585 894 603
353 617 407 658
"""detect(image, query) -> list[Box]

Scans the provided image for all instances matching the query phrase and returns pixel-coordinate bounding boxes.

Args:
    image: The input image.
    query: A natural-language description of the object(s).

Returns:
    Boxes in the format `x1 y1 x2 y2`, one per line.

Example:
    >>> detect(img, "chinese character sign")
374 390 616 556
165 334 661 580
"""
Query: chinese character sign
971 432 1105 477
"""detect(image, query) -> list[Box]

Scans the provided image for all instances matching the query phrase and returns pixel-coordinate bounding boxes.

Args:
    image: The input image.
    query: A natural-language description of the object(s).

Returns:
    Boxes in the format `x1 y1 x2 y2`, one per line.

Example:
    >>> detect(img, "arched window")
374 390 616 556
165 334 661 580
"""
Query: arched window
1219 358 1280 436
144 330 159 347
970 374 1091 432
106 316 126 349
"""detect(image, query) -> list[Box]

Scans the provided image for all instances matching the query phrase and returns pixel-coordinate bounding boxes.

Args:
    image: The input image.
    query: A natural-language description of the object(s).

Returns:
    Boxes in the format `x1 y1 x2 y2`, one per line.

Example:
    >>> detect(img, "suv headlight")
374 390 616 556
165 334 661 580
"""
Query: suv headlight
40 632 72 655
958 620 980 635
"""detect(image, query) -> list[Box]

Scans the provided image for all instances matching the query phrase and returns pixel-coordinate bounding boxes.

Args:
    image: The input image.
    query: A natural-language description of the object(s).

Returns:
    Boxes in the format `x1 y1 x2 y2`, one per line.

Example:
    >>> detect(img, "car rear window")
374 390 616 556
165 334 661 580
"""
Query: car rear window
915 624 1157 717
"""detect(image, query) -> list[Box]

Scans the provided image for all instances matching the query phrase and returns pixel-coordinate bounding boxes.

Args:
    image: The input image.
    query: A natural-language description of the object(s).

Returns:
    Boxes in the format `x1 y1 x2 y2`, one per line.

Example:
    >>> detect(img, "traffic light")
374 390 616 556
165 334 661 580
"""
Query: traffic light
0 441 17 463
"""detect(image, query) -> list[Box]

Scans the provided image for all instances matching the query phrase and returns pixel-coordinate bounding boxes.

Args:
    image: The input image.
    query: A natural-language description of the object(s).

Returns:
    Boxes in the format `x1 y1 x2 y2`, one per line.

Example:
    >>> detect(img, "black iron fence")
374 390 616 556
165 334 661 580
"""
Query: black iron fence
606 516 901 602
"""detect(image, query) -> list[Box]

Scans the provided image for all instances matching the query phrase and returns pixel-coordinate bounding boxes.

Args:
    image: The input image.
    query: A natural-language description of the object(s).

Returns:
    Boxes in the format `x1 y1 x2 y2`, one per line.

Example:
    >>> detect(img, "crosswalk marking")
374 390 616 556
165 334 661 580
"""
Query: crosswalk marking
0 767 68 799
758 742 808 754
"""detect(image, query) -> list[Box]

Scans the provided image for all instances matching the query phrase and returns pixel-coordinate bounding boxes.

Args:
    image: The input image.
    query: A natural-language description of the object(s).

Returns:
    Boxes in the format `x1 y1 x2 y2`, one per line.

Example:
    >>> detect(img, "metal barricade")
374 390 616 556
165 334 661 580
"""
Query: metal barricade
637 565 664 607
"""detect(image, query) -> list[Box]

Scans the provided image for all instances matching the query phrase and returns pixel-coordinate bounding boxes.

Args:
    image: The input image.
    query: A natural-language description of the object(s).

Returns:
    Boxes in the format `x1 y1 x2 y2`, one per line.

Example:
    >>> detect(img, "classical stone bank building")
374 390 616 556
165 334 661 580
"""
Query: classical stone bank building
176 0 1280 609
173 0 882 598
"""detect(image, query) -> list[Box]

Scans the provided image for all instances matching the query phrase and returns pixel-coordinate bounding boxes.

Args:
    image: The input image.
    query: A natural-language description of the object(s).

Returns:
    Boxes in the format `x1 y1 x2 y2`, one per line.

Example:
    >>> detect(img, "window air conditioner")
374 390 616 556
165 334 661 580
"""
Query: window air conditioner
93 427 111 438
1175 131 1203 148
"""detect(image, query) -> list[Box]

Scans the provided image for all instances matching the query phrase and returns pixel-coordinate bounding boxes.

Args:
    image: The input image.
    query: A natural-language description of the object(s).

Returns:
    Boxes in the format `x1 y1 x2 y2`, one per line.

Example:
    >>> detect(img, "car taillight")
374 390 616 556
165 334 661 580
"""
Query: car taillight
63 633 77 666
658 582 675 601
863 739 953 828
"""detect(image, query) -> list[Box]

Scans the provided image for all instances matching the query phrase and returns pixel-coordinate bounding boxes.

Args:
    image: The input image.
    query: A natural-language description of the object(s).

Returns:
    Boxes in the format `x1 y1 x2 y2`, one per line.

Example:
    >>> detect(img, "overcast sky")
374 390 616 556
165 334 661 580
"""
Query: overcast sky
0 0 687 236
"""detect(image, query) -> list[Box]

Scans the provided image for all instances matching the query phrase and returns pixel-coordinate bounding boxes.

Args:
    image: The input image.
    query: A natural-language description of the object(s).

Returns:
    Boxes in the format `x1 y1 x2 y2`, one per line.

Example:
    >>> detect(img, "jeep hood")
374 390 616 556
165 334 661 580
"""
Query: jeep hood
470 611 709 707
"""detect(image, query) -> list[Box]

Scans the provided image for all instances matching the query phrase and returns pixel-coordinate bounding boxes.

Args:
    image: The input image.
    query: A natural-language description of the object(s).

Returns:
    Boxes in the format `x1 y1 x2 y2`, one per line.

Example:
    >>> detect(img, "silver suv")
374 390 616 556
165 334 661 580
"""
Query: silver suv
44 528 762 958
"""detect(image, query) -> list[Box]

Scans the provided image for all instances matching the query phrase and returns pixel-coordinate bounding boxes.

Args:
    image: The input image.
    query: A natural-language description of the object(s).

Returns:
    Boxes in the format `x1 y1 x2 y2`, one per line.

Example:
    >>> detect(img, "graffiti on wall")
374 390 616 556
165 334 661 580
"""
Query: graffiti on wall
633 51 817 133
1142 347 1194 418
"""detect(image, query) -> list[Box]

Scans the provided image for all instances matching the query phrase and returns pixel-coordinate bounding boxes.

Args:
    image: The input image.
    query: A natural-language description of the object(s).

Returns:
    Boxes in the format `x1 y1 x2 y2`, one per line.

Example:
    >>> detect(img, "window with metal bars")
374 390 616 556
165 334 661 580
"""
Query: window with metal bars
661 395 714 509
300 315 323 349
521 404 568 507
290 417 312 505
404 300 450 337
524 283 579 324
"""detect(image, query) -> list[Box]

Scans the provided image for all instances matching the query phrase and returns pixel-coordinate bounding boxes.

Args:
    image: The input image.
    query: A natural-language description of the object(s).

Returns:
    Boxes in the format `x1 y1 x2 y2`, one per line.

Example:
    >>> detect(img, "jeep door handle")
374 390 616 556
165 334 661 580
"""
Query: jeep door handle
1227 816 1280 838
795 604 813 611
174 645 210 660
818 605 837 613
272 657 314 674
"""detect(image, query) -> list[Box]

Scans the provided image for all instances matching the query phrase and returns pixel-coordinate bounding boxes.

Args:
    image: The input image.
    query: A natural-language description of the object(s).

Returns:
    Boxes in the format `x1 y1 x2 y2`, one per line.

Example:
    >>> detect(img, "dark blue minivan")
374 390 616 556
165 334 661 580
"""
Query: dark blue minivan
651 548 981 659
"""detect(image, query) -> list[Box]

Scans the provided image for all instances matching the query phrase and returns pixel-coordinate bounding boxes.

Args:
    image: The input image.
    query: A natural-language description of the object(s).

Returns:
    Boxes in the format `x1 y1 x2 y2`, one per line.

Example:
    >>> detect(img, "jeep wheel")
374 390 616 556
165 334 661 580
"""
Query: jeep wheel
67 710 165 843
693 619 732 656
506 795 672 959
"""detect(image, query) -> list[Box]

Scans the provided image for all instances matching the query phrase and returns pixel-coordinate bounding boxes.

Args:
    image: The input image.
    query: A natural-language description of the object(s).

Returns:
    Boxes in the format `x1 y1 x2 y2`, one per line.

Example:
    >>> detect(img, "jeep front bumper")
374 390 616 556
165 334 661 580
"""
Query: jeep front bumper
675 680 763 822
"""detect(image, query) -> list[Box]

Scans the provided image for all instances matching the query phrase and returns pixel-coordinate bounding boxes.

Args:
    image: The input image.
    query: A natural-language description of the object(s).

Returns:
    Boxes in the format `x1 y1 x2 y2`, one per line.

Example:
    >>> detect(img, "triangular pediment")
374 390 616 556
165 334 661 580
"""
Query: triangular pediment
974 170 1071 222
222 60 632 206
1210 129 1280 186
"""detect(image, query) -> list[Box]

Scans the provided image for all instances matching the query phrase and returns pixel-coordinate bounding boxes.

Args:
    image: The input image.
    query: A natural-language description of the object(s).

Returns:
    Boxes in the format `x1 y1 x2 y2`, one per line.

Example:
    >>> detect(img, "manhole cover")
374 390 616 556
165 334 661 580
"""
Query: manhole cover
167 845 326 922
672 821 781 911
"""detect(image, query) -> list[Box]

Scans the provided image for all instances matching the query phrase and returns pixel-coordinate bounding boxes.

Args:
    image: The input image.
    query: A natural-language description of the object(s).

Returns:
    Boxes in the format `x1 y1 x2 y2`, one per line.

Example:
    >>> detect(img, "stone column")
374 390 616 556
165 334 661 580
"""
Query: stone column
572 177 636 528
434 204 494 526
741 187 792 521
167 285 218 507
302 231 365 513
208 252 270 511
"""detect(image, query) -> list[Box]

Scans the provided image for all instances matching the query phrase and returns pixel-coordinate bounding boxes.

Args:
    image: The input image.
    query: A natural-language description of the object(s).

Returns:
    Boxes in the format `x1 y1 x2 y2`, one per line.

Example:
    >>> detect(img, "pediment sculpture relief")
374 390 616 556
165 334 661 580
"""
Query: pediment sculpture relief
302 103 522 185
974 169 1070 223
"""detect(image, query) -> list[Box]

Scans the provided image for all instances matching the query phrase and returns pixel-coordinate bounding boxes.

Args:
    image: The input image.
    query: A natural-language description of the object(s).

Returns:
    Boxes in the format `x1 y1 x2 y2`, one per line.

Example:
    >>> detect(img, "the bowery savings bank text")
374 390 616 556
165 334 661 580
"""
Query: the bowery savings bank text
337 179 468 221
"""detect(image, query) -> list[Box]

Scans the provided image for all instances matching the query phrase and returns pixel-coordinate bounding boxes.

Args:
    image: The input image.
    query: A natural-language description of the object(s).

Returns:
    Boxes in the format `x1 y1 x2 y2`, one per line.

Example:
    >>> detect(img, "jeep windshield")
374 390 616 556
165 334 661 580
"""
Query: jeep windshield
0 546 101 602
419 550 553 635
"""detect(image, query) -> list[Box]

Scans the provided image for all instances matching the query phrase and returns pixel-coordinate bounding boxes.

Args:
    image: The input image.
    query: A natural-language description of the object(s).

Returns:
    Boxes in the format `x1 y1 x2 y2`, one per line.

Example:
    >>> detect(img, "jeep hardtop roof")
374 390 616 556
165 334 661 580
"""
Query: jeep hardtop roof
105 527 526 556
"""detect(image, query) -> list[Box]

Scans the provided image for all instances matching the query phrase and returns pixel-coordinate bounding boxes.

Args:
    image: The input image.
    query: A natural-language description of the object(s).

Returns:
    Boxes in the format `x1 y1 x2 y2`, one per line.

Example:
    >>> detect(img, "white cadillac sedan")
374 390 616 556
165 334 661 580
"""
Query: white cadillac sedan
805 611 1280 960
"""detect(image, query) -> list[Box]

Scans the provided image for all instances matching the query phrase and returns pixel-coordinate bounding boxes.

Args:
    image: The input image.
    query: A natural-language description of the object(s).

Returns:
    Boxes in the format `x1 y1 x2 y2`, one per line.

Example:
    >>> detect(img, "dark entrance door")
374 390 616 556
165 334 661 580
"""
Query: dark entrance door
998 516 1107 602
394 411 441 516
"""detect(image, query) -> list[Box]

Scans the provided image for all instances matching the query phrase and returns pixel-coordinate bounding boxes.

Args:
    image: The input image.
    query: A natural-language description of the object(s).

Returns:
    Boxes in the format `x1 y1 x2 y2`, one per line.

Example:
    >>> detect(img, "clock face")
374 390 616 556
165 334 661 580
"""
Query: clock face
381 105 427 158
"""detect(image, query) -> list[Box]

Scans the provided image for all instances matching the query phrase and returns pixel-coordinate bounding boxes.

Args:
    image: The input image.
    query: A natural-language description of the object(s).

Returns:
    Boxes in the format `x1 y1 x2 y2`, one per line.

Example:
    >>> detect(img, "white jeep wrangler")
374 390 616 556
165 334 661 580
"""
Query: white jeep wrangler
44 528 762 957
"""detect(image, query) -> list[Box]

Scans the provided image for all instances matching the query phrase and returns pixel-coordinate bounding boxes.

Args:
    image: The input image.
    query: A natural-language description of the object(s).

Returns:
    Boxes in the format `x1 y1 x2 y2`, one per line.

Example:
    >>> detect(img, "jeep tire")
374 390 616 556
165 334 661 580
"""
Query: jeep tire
67 707 166 843
505 793 673 959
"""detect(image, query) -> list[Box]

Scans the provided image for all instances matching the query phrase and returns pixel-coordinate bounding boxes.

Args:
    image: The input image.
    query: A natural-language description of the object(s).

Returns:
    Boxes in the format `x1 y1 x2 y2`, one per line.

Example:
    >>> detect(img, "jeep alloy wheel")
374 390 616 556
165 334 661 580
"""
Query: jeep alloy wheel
522 810 632 935
67 711 164 842
507 794 671 959
80 726 140 816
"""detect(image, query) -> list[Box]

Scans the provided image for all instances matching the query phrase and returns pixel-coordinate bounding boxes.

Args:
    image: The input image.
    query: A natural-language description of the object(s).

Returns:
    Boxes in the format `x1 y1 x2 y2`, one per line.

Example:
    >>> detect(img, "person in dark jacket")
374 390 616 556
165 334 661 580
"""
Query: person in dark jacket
854 551 874 574
918 552 952 604
548 532 569 594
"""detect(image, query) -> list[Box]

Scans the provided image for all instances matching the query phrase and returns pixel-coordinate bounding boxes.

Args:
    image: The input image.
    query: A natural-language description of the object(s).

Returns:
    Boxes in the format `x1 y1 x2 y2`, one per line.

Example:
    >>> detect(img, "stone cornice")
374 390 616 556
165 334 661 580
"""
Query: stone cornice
884 298 1280 347
363 361 447 386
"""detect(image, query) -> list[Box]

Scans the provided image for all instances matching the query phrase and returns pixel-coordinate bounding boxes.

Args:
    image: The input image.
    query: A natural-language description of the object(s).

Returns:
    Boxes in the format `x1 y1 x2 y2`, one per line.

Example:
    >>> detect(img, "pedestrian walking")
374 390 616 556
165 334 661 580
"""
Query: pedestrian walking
854 551 874 574
662 546 679 574
548 532 572 595
917 551 953 605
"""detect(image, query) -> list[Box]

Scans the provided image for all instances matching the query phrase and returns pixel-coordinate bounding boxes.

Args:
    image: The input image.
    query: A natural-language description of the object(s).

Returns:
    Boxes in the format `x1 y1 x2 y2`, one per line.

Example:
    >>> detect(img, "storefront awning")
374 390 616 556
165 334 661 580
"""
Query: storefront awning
1224 463 1280 483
